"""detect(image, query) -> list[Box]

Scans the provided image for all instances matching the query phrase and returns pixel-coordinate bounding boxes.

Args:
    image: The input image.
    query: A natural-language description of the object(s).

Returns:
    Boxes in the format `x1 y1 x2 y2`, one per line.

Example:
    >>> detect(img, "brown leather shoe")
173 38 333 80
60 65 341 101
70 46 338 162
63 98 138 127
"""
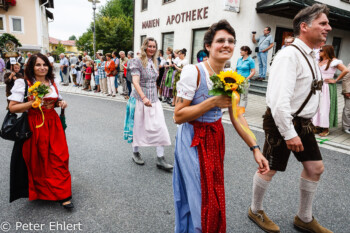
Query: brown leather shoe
294 216 333 233
248 208 280 233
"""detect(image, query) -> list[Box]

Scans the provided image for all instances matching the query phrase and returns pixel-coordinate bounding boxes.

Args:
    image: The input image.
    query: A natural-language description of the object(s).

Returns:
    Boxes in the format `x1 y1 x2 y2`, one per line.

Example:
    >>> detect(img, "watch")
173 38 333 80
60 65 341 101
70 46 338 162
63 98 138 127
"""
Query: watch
250 145 260 151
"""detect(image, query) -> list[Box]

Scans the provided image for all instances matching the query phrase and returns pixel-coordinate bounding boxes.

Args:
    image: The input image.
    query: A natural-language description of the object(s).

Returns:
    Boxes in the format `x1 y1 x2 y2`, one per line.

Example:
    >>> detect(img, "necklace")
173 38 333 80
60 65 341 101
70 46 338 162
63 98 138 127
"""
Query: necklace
207 60 222 75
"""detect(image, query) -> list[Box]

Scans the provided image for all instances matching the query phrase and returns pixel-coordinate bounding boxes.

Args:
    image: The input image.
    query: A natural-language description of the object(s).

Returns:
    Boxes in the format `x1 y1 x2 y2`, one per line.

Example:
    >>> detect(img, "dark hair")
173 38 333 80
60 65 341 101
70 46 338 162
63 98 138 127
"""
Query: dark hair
240 46 252 55
24 53 55 85
158 49 164 57
102 56 107 61
203 19 236 54
78 55 83 61
179 48 187 56
105 53 112 58
320 45 335 70
266 26 271 32
112 51 118 57
98 53 103 56
293 3 329 36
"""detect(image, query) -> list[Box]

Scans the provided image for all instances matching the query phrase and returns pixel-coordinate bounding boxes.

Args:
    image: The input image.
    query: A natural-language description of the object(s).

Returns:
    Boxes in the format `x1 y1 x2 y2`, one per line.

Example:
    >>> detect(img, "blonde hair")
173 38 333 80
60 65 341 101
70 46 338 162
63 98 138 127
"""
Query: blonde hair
140 37 158 69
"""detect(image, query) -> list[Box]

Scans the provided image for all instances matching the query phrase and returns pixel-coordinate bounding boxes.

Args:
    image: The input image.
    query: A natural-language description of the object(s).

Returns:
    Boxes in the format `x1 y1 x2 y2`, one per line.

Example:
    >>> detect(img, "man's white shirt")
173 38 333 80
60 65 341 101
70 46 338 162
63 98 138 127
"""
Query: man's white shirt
266 38 322 140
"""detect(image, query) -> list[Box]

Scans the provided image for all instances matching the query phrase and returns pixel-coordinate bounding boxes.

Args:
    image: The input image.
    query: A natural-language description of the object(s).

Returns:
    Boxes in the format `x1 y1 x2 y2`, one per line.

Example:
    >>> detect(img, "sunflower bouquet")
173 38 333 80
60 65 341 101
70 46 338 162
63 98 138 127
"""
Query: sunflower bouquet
28 81 50 128
209 70 256 141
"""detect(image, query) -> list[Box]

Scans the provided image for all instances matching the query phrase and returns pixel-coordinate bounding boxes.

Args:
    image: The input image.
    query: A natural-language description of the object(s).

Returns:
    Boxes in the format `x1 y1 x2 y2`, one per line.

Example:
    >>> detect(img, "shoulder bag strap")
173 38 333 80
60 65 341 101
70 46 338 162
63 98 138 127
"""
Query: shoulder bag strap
258 35 269 47
290 44 316 118
24 80 28 103
195 65 200 88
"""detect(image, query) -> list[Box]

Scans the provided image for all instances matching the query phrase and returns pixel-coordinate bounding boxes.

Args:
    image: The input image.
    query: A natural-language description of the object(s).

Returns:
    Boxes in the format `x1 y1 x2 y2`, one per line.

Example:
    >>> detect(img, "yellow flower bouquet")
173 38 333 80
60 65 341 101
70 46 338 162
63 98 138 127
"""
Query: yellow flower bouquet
28 82 49 128
209 70 256 141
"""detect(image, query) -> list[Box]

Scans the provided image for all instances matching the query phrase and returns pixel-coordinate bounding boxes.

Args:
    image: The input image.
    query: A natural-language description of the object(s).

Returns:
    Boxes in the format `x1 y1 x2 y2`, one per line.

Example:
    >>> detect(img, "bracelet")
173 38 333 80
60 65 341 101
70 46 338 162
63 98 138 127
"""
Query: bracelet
141 96 147 100
250 145 260 151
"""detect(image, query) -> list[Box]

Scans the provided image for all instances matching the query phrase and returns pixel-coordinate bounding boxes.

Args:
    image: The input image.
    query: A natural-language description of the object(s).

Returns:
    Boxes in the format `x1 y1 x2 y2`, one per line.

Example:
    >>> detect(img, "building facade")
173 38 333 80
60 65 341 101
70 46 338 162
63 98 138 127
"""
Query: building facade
49 37 79 56
134 0 350 75
0 0 54 53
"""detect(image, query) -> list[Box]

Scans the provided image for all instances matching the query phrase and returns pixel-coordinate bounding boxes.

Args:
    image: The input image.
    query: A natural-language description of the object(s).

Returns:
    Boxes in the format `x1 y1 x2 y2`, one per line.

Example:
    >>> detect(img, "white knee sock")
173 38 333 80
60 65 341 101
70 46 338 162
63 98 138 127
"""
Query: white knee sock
133 146 139 153
156 146 164 158
251 172 271 214
297 177 318 223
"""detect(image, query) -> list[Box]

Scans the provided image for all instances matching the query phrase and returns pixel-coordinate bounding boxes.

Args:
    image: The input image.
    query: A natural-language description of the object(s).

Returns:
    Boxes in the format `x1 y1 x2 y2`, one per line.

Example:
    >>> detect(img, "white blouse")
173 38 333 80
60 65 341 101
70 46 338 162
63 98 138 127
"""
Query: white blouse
177 58 189 67
8 79 62 103
176 63 213 100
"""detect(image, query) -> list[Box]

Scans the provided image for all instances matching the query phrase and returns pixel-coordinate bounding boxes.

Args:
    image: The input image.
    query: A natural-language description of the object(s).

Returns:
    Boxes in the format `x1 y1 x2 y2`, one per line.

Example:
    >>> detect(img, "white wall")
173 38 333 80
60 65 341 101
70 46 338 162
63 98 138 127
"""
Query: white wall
134 0 350 72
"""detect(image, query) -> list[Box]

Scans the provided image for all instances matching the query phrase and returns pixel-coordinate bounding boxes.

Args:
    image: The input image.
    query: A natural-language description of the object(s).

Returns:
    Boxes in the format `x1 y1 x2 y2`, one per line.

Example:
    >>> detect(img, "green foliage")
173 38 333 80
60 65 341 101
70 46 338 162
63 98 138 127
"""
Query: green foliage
77 0 133 55
76 30 93 54
68 35 77 40
0 33 22 48
52 42 66 55
95 15 133 53
36 84 50 98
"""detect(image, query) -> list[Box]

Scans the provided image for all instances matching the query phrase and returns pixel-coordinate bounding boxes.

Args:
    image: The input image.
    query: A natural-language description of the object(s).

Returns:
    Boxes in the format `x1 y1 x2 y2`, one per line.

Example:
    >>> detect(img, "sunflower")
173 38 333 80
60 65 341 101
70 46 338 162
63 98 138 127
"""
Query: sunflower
217 70 245 91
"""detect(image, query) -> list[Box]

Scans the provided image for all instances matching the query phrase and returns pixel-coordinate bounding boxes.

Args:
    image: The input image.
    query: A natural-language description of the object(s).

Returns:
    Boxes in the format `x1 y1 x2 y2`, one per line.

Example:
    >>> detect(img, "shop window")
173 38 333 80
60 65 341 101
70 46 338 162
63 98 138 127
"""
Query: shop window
140 35 146 46
141 0 148 11
9 16 24 33
332 37 342 58
162 32 174 52
191 28 208 64
0 15 5 32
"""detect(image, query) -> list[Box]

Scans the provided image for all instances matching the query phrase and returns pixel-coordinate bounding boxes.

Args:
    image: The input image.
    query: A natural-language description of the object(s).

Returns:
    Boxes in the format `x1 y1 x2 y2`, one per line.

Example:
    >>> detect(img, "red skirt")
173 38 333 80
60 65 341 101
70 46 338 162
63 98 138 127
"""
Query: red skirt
22 108 71 201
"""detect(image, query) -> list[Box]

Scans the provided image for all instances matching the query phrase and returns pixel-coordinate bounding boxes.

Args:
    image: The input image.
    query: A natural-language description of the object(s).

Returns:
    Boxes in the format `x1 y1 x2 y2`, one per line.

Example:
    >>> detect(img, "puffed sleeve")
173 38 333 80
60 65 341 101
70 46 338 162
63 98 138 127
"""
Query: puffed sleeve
8 79 26 102
330 59 343 68
176 65 198 100
130 58 142 76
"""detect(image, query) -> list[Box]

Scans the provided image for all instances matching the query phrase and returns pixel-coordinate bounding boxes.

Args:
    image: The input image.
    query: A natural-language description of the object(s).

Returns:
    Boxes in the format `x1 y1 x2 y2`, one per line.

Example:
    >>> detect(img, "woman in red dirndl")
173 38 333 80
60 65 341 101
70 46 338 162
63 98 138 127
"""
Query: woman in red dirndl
8 53 73 209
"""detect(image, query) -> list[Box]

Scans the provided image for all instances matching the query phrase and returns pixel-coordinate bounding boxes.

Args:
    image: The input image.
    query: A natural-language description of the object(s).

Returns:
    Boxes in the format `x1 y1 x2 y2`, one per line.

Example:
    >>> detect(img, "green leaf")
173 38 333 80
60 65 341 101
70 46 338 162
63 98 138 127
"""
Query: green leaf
209 89 229 96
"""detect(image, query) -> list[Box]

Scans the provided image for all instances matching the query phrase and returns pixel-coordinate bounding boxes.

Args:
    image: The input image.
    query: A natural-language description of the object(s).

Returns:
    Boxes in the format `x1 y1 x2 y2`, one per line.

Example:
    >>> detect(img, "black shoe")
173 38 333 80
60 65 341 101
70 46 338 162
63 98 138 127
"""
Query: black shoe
61 201 74 210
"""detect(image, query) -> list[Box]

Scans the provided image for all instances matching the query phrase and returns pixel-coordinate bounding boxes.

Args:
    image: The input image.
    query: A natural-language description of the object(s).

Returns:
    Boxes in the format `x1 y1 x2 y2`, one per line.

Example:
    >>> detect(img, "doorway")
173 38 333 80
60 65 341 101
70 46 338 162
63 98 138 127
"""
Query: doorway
274 27 294 52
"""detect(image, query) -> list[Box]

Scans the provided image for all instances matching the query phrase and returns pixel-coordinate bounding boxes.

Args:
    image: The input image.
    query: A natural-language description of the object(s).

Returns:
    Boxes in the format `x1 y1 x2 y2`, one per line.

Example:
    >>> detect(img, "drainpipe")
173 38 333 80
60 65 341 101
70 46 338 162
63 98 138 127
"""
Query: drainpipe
39 0 49 53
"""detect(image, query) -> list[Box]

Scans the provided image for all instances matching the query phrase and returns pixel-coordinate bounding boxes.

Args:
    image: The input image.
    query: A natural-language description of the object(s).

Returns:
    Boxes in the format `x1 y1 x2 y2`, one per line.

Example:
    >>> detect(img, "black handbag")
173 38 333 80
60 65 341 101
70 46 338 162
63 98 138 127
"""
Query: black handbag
0 81 32 141
255 47 259 53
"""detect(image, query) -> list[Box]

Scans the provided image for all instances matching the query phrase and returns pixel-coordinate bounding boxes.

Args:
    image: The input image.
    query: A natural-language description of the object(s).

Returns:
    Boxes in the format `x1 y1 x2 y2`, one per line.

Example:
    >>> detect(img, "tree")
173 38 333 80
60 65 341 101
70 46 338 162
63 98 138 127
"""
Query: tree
52 42 66 55
95 15 133 53
68 35 77 40
76 30 93 55
98 0 133 18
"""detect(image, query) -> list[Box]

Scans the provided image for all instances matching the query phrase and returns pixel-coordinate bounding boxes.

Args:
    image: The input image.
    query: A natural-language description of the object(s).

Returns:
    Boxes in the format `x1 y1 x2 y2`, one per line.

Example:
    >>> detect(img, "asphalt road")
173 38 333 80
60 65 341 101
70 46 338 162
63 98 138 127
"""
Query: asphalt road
0 87 349 233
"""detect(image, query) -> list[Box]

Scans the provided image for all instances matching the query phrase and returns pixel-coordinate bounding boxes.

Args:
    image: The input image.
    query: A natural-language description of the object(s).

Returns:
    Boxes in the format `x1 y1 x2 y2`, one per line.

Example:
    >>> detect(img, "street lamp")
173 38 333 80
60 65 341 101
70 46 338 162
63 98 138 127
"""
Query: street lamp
88 0 100 60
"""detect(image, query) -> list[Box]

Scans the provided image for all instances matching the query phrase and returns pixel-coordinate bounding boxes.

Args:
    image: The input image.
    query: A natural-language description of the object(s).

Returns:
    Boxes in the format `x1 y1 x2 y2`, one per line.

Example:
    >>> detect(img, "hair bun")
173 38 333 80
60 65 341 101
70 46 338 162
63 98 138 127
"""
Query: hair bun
183 48 187 53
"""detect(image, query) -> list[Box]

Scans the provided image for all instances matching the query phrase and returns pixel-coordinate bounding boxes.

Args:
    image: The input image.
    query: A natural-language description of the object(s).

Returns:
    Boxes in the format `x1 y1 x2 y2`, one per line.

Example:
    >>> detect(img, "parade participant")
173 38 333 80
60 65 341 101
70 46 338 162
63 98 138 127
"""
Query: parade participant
124 37 173 171
157 49 166 101
312 45 349 136
161 49 176 104
248 4 333 233
252 26 274 81
235 46 255 108
4 63 23 108
172 48 188 107
173 19 269 233
8 53 73 209
125 51 134 97
105 53 116 97
47 52 55 66
342 63 350 134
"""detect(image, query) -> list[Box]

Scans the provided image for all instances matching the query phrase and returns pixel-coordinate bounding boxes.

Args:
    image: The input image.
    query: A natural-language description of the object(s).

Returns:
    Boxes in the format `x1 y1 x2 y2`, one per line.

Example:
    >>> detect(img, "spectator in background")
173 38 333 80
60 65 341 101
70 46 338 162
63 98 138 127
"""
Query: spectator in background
157 49 166 101
82 61 92 91
83 51 91 61
16 52 25 75
119 51 129 96
112 51 119 94
172 48 189 107
76 55 84 87
105 53 116 97
342 63 350 134
70 55 78 67
98 56 108 94
312 45 349 137
24 52 32 69
235 46 256 108
282 36 295 49
59 53 69 86
252 26 274 81
125 51 134 98
47 52 55 66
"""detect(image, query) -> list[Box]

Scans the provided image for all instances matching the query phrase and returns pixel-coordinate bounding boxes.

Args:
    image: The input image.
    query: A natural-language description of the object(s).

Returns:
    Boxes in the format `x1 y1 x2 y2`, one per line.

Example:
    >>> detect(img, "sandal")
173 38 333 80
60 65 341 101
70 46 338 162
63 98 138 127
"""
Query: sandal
319 131 329 137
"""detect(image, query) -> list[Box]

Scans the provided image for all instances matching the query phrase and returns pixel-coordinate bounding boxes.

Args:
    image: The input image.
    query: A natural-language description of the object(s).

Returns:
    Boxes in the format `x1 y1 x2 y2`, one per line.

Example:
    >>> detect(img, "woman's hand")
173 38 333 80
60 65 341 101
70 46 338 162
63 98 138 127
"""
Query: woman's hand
253 150 270 175
142 97 152 107
325 79 336 84
213 95 232 108
58 100 68 109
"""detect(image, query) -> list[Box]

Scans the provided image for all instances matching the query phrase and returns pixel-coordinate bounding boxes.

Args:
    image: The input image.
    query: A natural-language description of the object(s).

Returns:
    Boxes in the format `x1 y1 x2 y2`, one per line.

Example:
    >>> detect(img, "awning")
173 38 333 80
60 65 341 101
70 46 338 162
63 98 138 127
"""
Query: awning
18 45 41 51
256 0 350 31
40 0 54 8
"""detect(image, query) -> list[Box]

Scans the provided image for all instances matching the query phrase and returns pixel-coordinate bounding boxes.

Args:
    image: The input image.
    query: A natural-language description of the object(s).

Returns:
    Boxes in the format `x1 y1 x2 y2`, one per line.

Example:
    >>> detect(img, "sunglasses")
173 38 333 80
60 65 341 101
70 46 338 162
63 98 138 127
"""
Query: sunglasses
320 49 323 52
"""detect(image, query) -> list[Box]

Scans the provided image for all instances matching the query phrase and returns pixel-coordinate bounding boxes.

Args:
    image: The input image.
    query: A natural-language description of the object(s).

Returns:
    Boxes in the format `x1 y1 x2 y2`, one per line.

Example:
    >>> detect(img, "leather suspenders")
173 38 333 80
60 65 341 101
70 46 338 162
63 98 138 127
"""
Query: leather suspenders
290 44 323 118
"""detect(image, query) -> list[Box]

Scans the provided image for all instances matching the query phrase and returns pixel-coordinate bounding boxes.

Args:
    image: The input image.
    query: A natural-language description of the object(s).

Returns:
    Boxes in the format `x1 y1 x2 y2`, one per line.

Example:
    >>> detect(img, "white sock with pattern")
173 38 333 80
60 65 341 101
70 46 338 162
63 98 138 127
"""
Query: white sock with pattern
251 172 270 214
297 177 318 223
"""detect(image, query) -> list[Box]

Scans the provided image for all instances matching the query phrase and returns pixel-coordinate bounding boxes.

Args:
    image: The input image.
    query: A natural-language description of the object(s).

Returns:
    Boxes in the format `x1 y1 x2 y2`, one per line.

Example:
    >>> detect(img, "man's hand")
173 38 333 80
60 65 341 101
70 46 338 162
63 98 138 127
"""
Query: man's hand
286 136 304 152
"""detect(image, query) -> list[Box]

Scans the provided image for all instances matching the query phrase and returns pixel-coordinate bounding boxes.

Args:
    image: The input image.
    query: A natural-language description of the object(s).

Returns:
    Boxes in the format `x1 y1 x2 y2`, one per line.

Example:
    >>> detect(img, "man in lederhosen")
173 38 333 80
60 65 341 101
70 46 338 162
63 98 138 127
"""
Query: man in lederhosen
248 4 332 233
